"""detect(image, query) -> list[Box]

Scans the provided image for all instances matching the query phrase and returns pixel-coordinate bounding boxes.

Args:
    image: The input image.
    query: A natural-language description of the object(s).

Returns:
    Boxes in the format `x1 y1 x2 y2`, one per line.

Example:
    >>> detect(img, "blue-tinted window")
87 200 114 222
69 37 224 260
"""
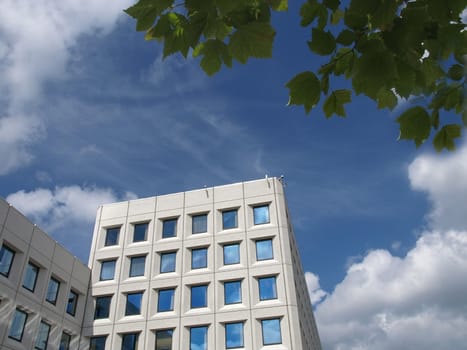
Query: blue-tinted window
23 262 39 292
129 256 146 277
191 285 208 308
223 243 240 265
59 332 71 350
8 309 27 341
155 329 173 350
190 326 207 350
255 239 273 261
162 218 177 238
90 336 106 350
225 322 244 349
261 319 282 345
224 280 242 304
133 223 148 242
191 248 207 269
34 321 50 350
0 245 15 277
105 227 120 246
122 333 138 350
258 276 277 300
158 288 175 312
253 205 270 225
94 295 112 319
160 252 176 273
125 292 142 316
67 290 78 316
192 214 208 234
100 259 116 281
46 277 60 304
222 209 238 230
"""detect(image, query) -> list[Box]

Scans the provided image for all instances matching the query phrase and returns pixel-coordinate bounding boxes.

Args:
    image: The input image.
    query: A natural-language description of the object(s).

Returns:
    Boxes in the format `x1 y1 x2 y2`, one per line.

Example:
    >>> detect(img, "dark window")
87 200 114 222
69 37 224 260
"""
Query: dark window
34 321 51 350
105 227 120 246
94 295 112 319
90 336 106 350
155 329 173 350
190 326 208 350
191 285 208 308
225 322 244 349
133 223 148 242
223 243 240 265
100 259 116 281
129 256 146 277
258 276 278 300
8 309 27 341
222 209 238 230
0 245 15 277
46 277 60 304
224 280 242 304
191 247 207 269
192 214 207 234
59 332 71 350
23 262 39 292
125 292 143 316
261 318 282 345
66 290 78 316
160 252 176 273
122 333 139 350
162 218 177 238
255 239 273 261
253 205 270 225
157 288 175 312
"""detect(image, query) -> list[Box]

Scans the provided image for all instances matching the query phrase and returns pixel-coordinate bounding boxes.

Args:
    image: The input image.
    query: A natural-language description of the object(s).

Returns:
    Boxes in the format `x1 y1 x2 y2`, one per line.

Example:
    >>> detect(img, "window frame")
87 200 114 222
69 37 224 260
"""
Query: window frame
34 320 51 350
59 332 72 350
22 261 40 292
0 244 15 277
191 247 208 270
222 209 238 230
190 326 208 350
261 318 282 345
66 290 79 316
94 295 112 320
192 213 208 234
129 255 146 278
133 222 148 242
100 259 117 281
8 308 28 342
162 218 177 238
255 238 274 261
104 227 120 246
253 204 270 225
46 276 61 305
157 288 175 312
155 329 174 350
224 280 242 305
190 284 208 309
258 276 278 301
225 322 244 349
160 252 176 273
90 336 107 350
223 243 240 265
121 332 139 350
125 291 143 316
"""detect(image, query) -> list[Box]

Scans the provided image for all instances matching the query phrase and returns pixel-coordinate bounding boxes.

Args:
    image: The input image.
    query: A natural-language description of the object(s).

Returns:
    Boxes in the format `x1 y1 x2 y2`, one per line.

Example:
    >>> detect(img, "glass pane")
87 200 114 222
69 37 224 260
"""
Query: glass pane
190 326 207 350
23 262 39 291
46 278 60 304
94 296 112 319
130 256 146 277
253 205 270 225
59 332 71 350
191 285 207 308
222 210 238 229
67 291 78 315
191 248 207 269
156 329 173 350
158 289 175 312
223 244 240 265
261 319 282 345
0 245 15 276
34 321 50 350
126 292 142 315
105 227 120 246
160 252 176 273
100 260 116 280
224 281 241 304
192 214 207 234
122 333 138 350
256 239 273 261
133 223 148 242
90 336 106 350
8 309 27 341
162 219 177 238
225 322 244 349
259 276 277 300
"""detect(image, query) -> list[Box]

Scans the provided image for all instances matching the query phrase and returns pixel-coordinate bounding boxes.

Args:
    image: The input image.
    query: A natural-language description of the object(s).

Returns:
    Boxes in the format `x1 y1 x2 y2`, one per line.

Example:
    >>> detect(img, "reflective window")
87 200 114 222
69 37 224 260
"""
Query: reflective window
224 280 242 305
191 247 207 269
94 295 112 319
125 292 142 316
100 259 116 281
223 243 240 265
258 276 277 300
160 252 176 273
122 333 139 350
162 218 177 238
158 288 175 312
261 318 282 345
90 336 106 350
23 262 39 292
59 332 71 350
255 239 273 261
191 285 208 308
192 214 207 234
225 322 244 349
155 329 173 350
8 309 27 341
105 227 120 246
133 222 148 242
67 290 79 316
46 277 60 304
253 205 270 225
222 209 238 230
34 321 50 350
129 256 146 277
190 326 208 350
0 245 15 277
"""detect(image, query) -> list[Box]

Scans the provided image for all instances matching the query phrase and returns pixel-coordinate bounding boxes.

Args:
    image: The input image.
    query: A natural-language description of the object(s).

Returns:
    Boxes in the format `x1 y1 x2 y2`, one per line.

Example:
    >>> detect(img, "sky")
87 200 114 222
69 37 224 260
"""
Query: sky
1 1 466 349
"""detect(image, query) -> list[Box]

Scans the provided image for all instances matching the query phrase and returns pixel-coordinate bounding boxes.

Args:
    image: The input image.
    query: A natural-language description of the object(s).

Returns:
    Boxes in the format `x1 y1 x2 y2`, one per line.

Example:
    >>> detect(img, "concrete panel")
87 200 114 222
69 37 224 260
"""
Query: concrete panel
31 226 55 261
127 197 156 216
100 201 128 220
213 182 243 202
244 178 275 198
4 207 34 243
185 187 213 207
0 198 9 227
52 245 75 274
155 192 184 211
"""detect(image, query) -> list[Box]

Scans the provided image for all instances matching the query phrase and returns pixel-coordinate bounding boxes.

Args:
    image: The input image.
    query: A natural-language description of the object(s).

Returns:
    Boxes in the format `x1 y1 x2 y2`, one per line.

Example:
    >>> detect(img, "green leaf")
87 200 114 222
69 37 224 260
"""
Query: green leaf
300 1 320 26
334 48 355 77
204 15 232 40
433 124 462 151
125 0 174 31
331 9 344 24
376 89 397 110
323 89 351 117
396 106 431 147
336 29 354 45
308 29 336 55
431 109 440 129
270 0 288 11
448 64 464 81
323 0 340 11
286 71 321 113
228 22 275 63
395 60 416 98
463 110 467 127
321 74 329 94
193 39 232 75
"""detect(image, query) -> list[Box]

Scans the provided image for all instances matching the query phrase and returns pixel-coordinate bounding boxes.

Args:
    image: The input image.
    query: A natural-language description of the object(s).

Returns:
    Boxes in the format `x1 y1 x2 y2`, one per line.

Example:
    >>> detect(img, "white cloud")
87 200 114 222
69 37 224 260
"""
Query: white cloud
305 272 328 305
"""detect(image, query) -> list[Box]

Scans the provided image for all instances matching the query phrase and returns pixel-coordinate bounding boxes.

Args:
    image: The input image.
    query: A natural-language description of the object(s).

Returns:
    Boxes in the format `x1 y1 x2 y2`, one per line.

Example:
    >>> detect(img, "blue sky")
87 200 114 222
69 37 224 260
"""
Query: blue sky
1 1 466 349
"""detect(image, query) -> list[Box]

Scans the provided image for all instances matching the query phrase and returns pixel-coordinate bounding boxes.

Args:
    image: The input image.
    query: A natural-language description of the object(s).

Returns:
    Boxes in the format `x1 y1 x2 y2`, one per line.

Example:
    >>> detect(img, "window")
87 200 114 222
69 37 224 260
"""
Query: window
162 218 177 238
23 262 39 292
253 205 270 225
255 239 273 261
224 280 242 305
100 259 116 281
90 336 106 350
258 276 277 300
122 333 139 350
157 288 175 312
191 247 207 269
125 292 143 316
34 321 51 350
190 326 208 350
59 332 71 350
8 309 27 341
0 244 15 277
192 214 207 234
46 277 60 304
129 256 146 277
133 222 148 242
261 318 282 345
191 285 208 308
160 252 176 273
94 295 112 319
67 290 79 316
223 243 240 265
155 329 173 350
105 227 120 246
222 209 238 230
225 322 244 349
